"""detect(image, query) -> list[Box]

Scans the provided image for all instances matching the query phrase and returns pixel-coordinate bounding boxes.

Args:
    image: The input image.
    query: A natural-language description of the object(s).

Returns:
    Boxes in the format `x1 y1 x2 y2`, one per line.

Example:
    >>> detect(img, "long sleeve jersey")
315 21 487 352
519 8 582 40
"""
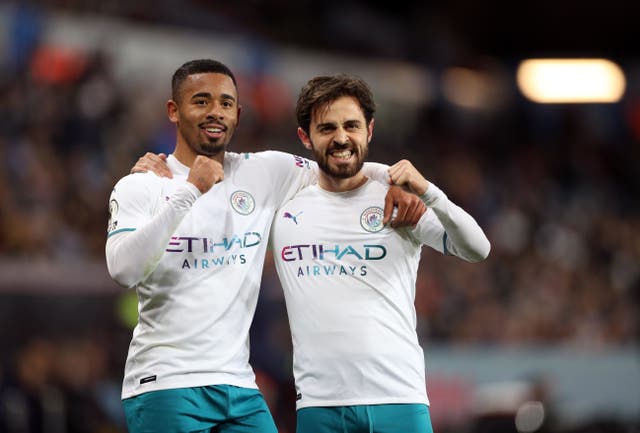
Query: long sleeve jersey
269 179 490 409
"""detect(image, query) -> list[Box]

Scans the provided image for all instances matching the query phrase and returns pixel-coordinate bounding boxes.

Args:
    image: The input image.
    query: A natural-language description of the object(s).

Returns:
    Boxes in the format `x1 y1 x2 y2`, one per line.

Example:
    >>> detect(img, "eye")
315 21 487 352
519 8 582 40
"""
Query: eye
318 125 335 133
194 99 208 106
222 100 234 108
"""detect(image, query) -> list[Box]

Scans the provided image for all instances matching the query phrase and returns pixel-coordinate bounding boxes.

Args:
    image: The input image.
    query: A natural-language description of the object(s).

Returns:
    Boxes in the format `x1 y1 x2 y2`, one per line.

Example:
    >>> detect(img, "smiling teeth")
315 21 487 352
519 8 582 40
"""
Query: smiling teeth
332 150 352 159
206 127 222 133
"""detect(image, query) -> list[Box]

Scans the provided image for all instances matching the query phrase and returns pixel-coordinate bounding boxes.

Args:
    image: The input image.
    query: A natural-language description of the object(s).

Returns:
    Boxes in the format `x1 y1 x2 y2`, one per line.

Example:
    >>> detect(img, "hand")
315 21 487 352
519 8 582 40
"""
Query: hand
187 155 224 194
131 152 173 178
388 159 429 196
383 185 427 228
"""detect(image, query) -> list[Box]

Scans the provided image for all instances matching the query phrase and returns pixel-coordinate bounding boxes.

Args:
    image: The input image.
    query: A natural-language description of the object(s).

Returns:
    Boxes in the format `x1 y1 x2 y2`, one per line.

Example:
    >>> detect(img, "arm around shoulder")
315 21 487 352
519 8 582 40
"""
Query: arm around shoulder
257 150 318 203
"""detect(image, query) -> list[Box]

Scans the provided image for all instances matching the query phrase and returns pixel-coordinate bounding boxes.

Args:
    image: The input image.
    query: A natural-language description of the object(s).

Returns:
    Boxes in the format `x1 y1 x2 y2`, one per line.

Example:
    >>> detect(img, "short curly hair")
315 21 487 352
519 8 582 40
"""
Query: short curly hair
296 74 376 134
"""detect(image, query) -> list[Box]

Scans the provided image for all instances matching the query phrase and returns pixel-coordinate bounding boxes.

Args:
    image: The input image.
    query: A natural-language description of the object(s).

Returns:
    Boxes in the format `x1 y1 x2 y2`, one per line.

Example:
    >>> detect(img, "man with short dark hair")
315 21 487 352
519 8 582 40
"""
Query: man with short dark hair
270 74 491 433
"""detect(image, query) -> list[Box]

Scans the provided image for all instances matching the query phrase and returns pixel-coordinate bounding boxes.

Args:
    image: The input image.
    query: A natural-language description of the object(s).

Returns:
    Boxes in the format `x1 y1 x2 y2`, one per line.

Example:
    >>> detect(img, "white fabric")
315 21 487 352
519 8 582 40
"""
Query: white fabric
270 179 489 409
417 182 491 262
106 151 317 399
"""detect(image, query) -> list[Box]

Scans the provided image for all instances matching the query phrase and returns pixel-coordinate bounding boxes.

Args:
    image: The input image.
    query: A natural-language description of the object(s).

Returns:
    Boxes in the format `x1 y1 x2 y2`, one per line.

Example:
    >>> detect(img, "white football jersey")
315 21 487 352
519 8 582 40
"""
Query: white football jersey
106 151 316 398
270 178 490 409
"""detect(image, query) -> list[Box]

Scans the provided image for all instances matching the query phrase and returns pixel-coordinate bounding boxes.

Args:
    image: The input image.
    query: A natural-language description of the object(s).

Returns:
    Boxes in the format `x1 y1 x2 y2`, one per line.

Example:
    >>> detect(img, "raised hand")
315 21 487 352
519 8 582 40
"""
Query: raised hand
187 155 224 194
388 159 429 196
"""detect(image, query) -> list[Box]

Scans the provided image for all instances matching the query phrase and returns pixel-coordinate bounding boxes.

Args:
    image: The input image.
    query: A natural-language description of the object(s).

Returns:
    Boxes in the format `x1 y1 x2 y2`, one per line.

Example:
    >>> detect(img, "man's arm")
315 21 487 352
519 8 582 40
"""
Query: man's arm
106 156 222 287
106 178 200 287
389 159 490 262
131 153 425 227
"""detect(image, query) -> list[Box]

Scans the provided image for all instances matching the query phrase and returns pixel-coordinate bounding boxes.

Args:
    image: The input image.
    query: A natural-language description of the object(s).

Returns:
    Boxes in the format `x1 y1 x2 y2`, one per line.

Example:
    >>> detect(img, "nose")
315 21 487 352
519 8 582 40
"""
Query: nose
334 128 349 146
207 102 225 120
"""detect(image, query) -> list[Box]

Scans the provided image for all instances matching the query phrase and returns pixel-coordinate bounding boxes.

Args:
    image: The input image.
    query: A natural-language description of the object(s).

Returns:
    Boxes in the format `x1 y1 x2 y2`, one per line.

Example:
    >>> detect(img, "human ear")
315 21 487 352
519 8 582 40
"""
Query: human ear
297 127 312 150
167 100 179 123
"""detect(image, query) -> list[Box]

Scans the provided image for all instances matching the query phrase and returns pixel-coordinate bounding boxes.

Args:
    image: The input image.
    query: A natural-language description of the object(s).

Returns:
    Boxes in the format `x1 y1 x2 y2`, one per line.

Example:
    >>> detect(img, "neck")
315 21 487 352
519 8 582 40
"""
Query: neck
318 171 367 192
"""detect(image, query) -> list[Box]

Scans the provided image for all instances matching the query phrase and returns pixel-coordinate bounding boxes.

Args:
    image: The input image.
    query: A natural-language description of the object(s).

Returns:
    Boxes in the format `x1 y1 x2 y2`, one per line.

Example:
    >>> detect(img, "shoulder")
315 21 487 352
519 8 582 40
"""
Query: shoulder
113 171 160 188
247 150 312 169
111 172 163 198
290 184 318 201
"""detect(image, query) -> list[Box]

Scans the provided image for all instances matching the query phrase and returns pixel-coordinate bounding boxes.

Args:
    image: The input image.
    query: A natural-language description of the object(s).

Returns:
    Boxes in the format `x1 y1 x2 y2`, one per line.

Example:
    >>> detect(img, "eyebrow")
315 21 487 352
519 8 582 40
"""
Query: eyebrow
191 92 236 102
315 122 336 130
315 119 362 129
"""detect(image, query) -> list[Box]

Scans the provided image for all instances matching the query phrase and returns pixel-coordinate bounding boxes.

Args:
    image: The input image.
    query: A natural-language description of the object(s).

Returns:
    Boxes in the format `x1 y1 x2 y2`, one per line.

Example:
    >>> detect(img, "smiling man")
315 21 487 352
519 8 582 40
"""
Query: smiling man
270 74 491 433
107 59 308 433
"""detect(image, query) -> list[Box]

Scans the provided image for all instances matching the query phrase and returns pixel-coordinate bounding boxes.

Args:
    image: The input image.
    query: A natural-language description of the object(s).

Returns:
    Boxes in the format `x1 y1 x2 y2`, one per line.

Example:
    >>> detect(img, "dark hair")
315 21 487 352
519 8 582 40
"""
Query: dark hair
296 74 376 134
171 59 238 101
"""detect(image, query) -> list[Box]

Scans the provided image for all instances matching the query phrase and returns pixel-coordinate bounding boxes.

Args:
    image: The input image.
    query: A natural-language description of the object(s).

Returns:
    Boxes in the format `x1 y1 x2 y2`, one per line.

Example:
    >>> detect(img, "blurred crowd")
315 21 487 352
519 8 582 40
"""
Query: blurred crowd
407 102 640 347
1 3 639 433
0 334 124 433
4 45 637 346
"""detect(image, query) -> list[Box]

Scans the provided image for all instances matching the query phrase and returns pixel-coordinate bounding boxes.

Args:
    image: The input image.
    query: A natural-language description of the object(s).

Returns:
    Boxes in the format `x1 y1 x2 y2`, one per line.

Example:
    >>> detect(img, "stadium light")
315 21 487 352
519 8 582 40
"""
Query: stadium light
517 58 626 103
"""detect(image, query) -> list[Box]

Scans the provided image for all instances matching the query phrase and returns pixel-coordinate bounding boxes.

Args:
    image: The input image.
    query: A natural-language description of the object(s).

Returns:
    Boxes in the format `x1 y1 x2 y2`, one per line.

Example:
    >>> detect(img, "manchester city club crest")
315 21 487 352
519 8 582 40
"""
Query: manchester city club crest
230 190 255 215
360 206 384 233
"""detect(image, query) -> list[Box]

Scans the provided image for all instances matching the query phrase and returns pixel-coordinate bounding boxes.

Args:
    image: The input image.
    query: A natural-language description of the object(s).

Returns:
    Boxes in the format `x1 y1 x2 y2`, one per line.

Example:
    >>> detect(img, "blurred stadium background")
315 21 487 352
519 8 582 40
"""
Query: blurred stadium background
0 1 638 432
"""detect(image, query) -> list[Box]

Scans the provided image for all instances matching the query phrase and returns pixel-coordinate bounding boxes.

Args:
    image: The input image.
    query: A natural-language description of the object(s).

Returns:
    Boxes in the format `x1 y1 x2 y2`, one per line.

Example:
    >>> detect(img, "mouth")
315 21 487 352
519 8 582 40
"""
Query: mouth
201 124 226 139
329 148 355 161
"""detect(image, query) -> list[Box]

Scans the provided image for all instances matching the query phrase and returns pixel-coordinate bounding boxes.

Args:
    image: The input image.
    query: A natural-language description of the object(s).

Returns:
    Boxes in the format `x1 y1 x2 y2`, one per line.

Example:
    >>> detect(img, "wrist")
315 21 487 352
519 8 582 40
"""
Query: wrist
413 179 429 196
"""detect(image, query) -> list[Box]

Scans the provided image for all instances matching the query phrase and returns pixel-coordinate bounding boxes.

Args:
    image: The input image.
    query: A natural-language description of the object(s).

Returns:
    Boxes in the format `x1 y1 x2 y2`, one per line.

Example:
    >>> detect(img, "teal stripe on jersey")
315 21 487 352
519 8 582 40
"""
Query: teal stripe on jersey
443 232 449 255
108 228 136 237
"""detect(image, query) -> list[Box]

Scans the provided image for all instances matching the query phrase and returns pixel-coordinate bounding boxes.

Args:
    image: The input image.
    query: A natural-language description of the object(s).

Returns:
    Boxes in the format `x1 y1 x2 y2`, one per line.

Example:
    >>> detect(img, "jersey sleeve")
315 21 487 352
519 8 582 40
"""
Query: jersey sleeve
255 151 392 208
410 183 491 262
257 151 318 206
257 152 392 207
105 173 201 288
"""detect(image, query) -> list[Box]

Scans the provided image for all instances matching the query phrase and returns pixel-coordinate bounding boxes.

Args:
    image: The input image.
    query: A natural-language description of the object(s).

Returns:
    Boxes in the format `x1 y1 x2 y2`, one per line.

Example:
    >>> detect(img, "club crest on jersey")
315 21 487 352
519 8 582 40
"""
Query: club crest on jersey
360 206 384 233
230 190 255 215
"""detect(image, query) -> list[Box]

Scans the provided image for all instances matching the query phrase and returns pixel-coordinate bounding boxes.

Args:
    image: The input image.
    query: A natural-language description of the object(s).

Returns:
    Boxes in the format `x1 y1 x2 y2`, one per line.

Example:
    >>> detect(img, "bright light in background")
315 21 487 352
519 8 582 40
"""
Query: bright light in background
517 59 626 103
